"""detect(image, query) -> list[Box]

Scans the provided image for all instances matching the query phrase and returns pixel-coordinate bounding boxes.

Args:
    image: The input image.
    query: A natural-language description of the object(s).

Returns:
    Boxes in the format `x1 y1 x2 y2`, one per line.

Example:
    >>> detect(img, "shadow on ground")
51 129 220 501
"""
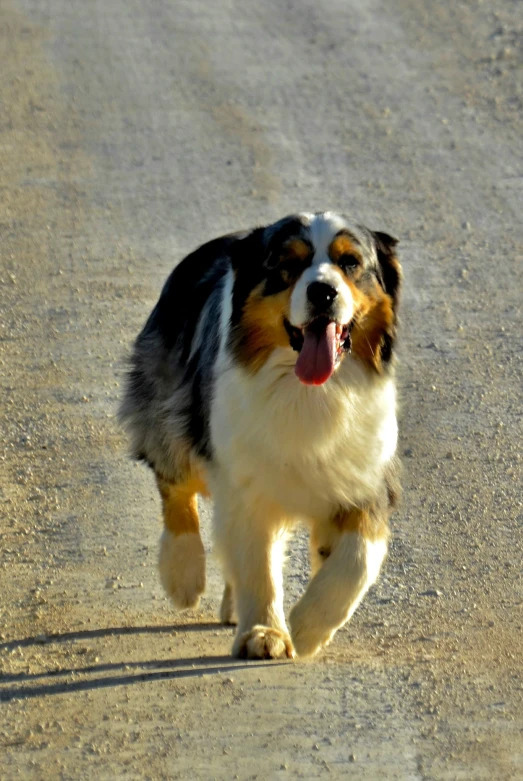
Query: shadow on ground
0 623 290 701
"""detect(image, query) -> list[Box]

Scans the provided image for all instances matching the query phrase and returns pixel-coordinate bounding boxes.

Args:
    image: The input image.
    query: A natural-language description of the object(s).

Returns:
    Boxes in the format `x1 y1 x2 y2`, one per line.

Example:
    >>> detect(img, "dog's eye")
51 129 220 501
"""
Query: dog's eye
278 245 312 279
337 254 360 272
277 258 306 285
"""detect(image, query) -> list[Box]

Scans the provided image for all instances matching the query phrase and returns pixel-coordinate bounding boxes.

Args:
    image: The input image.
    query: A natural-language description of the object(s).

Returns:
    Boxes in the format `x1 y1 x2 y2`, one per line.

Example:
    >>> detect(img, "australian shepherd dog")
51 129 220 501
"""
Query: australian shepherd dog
119 212 402 659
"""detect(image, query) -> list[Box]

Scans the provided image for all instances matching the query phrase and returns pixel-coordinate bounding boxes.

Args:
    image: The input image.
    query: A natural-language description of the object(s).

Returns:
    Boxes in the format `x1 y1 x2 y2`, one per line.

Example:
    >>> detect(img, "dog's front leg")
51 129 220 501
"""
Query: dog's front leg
156 475 206 609
213 490 294 660
290 507 389 658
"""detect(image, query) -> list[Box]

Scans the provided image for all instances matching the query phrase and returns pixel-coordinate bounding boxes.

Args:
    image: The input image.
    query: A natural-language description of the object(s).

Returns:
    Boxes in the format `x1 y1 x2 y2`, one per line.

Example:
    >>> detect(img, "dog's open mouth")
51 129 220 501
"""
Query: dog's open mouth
284 317 352 386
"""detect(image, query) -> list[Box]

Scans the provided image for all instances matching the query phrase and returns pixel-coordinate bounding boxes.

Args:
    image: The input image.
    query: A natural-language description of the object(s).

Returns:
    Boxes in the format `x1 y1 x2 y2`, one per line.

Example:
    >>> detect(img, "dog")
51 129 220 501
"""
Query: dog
119 211 401 659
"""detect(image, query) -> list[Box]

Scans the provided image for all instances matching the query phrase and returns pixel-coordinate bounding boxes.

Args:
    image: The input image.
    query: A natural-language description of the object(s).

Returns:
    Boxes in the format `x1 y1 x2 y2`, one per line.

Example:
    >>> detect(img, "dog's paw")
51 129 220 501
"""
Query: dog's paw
158 531 205 609
233 625 295 660
289 602 334 658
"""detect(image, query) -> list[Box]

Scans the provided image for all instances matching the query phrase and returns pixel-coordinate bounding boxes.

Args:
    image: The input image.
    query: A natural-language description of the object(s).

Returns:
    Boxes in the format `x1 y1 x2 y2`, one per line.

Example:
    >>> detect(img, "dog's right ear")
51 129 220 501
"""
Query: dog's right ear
229 216 311 272
229 227 270 272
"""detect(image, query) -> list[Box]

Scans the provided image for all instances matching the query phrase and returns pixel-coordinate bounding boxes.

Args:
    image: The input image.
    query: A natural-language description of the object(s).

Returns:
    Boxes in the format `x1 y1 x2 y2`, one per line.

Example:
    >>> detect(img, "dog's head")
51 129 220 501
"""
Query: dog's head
229 212 401 384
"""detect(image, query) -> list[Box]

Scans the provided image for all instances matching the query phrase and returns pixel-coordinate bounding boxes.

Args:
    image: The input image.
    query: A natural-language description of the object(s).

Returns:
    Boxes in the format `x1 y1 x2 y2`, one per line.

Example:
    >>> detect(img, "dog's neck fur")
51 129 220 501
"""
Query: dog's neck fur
211 337 397 520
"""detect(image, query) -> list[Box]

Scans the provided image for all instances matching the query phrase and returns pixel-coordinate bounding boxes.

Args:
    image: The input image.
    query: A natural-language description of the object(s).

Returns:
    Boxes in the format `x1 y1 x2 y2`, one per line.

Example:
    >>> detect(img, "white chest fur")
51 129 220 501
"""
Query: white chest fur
211 348 397 521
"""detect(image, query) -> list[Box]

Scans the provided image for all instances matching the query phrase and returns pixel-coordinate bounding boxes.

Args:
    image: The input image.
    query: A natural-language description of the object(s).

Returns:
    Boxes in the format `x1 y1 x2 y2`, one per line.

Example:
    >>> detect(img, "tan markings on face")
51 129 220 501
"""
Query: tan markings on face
281 238 311 262
328 235 362 274
278 238 312 283
334 506 390 542
236 282 293 373
348 281 395 373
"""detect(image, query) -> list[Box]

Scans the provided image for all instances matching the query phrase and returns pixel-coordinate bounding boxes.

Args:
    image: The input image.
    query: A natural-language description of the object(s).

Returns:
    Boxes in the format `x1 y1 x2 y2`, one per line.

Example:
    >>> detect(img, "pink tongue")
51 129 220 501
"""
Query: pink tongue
295 321 337 386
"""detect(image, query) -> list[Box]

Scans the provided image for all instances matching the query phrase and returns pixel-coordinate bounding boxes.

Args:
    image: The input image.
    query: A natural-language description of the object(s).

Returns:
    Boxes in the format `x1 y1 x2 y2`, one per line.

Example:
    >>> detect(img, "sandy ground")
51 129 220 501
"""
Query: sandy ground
1 0 522 778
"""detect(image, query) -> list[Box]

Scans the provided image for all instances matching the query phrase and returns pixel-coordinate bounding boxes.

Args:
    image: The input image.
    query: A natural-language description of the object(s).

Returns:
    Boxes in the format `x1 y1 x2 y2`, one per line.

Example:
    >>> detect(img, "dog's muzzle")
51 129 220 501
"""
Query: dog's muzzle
284 316 353 386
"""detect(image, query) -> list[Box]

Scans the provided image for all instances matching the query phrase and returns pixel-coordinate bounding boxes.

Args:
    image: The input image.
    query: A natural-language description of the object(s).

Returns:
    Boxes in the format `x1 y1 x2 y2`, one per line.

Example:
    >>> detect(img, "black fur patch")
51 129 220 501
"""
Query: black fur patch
122 231 247 472
182 283 224 459
369 231 401 366
371 231 401 312
229 216 312 335
229 228 268 331
147 232 244 354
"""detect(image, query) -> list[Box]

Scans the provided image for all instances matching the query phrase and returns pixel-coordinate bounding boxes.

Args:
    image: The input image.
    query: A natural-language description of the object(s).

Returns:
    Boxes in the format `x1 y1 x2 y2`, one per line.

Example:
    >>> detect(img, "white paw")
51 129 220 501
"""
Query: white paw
158 531 205 609
289 601 334 658
233 625 295 660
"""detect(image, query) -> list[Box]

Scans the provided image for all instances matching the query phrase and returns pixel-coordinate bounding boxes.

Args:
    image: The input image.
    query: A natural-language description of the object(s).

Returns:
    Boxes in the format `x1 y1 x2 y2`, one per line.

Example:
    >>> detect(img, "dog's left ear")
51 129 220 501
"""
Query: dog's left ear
371 231 402 311
370 231 401 366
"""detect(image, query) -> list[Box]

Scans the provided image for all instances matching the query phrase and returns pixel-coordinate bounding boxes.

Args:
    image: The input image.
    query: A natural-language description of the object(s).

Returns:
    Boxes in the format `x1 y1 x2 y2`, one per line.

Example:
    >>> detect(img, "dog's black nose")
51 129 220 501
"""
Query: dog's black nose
307 281 338 311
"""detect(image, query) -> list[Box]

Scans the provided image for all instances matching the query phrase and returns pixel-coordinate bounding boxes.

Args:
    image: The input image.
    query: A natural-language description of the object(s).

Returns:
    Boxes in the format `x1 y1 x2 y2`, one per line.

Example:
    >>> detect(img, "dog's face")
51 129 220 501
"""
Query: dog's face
230 212 401 384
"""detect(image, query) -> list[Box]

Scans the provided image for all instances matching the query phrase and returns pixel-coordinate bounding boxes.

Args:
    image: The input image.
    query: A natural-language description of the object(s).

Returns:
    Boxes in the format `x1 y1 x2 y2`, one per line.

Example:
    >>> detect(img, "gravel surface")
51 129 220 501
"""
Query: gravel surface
1 0 522 778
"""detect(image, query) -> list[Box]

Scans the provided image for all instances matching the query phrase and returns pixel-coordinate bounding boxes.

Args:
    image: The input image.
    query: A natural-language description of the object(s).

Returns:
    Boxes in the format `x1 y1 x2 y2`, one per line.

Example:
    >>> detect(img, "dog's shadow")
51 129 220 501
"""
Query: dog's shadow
0 623 287 701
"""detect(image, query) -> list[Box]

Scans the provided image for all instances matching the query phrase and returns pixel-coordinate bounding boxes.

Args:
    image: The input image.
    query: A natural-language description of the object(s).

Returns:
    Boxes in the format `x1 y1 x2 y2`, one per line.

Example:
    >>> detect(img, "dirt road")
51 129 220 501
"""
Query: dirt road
1 0 521 778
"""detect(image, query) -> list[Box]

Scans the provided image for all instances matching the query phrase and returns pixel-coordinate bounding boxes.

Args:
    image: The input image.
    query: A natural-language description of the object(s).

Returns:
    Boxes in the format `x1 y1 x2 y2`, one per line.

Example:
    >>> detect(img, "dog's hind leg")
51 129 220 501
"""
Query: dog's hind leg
219 582 236 625
290 507 389 658
156 475 207 609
